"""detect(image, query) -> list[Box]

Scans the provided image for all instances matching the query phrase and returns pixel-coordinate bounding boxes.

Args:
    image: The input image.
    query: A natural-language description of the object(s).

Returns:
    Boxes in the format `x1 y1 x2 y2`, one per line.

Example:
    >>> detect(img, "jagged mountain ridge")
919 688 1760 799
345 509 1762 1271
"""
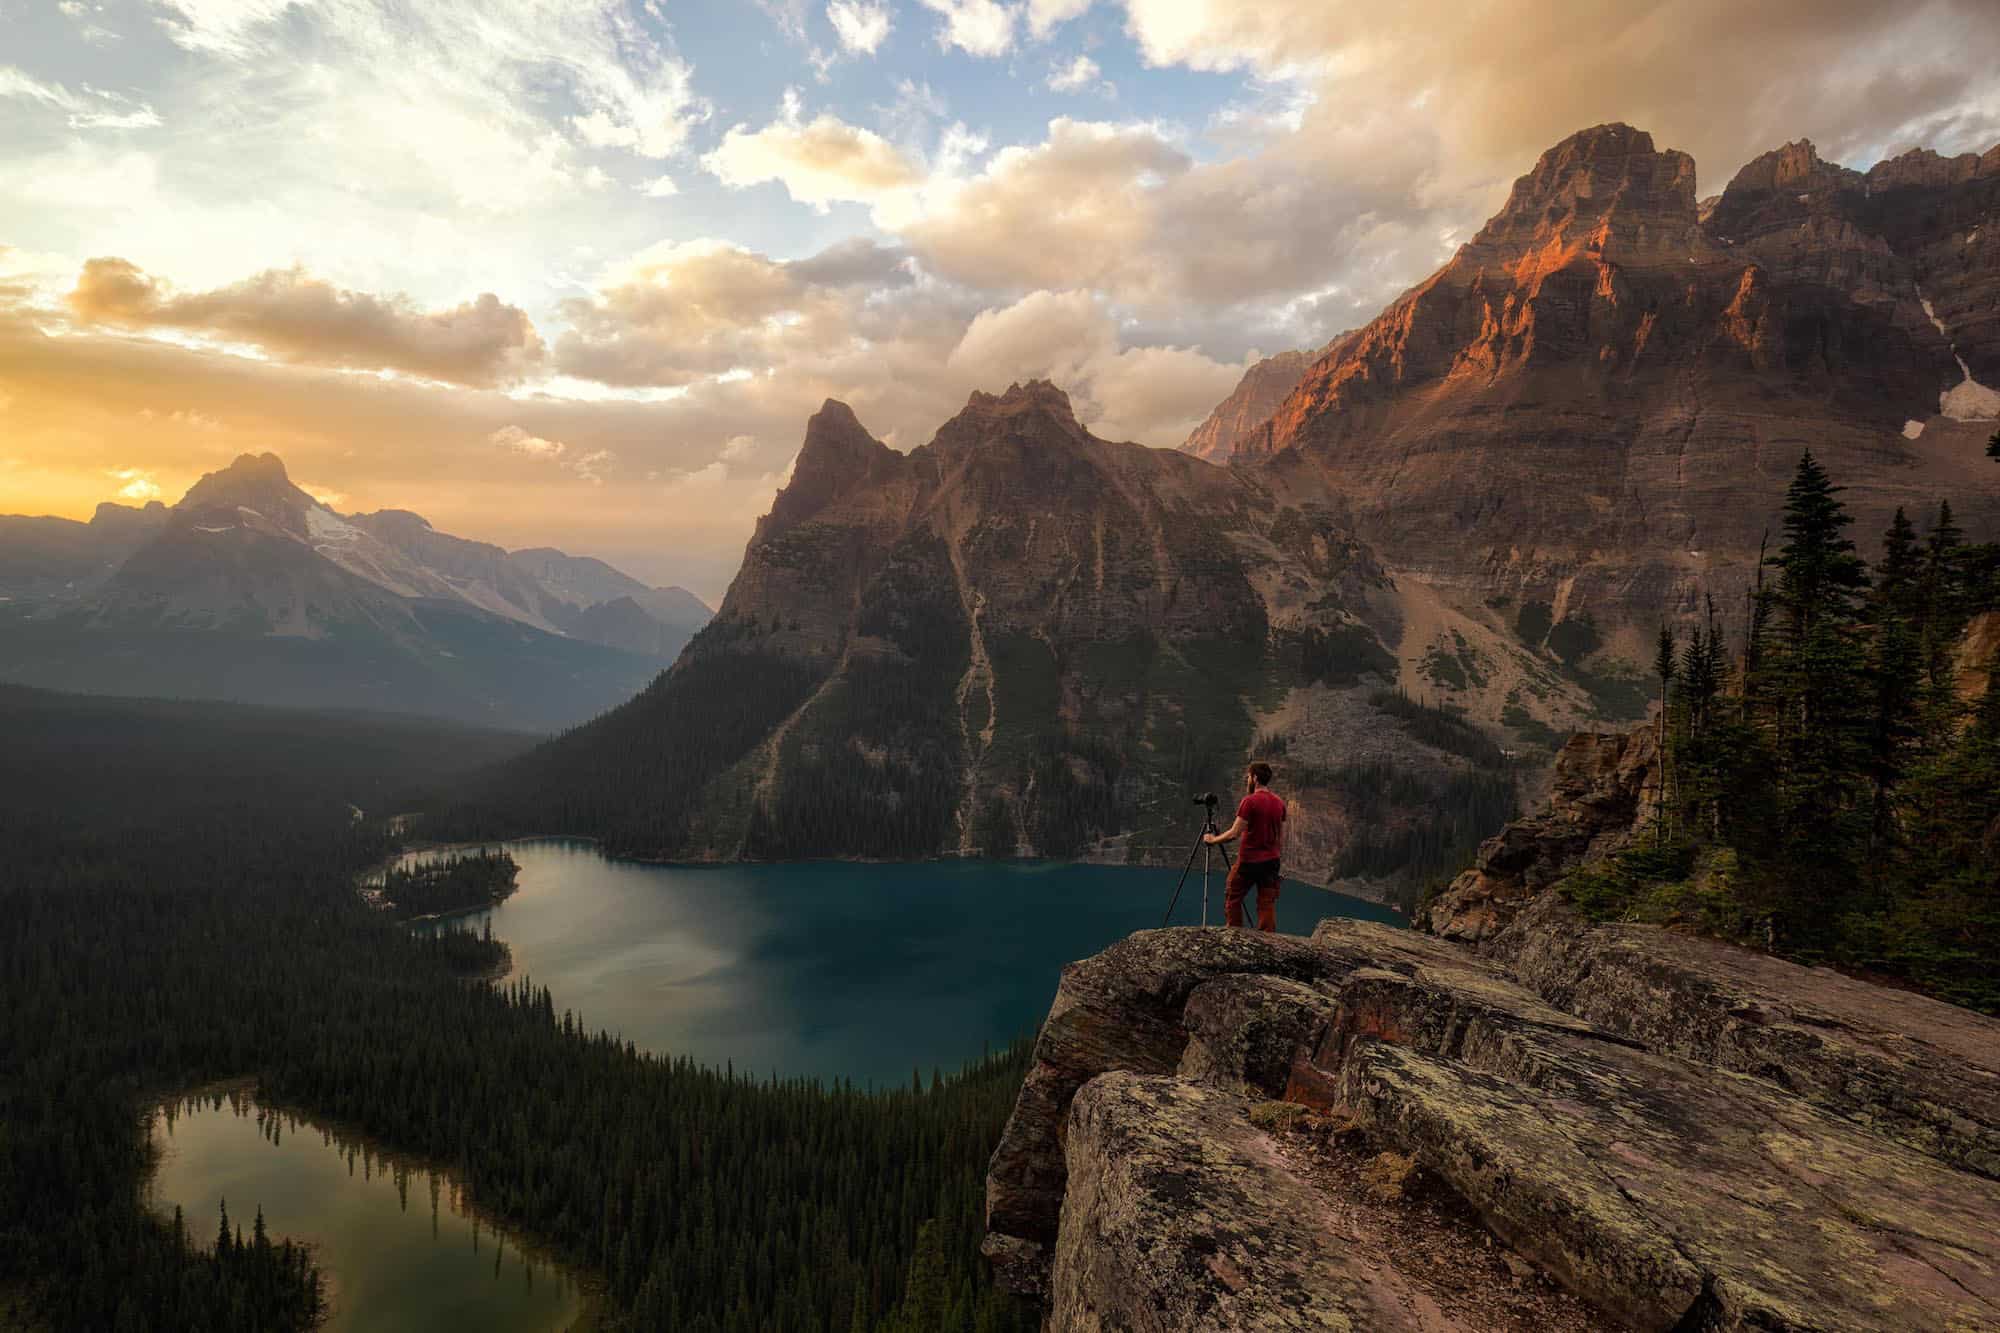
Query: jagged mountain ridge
1179 334 1355 463
1220 124 1999 625
474 123 1998 890
471 382 1519 893
0 453 713 730
0 500 168 601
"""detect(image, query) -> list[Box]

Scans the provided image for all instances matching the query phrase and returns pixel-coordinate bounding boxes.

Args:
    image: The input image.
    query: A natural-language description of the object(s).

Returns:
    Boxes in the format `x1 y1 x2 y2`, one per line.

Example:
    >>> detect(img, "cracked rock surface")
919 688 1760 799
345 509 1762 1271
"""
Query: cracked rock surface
987 915 2000 1331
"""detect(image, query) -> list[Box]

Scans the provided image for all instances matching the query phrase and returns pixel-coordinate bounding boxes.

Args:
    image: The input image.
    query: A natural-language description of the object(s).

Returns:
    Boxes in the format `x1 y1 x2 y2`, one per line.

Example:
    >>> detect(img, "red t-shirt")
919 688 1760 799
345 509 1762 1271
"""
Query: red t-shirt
1237 788 1286 863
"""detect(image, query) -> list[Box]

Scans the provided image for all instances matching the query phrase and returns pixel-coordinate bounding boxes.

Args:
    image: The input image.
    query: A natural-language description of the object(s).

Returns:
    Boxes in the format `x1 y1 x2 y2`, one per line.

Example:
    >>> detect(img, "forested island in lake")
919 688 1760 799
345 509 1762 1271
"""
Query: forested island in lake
373 849 521 921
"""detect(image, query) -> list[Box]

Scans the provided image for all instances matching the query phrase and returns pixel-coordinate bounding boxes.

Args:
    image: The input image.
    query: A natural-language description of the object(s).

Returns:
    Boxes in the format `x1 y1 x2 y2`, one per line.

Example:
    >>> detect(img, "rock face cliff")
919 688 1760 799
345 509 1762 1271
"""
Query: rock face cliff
1420 727 1659 941
484 382 1478 875
477 123 1997 887
1249 124 2000 623
1179 335 1355 463
984 914 2000 1330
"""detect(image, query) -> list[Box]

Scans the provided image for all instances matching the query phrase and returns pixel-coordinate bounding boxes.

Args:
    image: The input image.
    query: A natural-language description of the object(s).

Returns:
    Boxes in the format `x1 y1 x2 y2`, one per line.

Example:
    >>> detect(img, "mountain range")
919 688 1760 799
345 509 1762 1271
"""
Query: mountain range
466 123 2000 901
0 454 711 731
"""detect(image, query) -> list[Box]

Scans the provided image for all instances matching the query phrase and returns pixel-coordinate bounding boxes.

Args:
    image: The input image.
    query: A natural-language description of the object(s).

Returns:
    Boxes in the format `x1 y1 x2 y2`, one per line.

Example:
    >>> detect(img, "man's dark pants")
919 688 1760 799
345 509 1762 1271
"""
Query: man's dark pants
1225 857 1281 931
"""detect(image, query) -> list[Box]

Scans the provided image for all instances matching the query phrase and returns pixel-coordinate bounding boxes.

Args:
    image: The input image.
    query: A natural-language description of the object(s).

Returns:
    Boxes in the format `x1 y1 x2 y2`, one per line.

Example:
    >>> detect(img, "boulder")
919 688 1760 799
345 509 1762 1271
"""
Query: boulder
984 927 1361 1295
1179 974 1339 1098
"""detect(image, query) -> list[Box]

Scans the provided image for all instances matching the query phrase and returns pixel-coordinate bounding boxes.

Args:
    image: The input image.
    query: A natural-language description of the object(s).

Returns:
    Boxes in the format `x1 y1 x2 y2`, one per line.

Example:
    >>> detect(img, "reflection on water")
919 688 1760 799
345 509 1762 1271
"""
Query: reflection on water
412 843 1404 1086
147 1088 583 1333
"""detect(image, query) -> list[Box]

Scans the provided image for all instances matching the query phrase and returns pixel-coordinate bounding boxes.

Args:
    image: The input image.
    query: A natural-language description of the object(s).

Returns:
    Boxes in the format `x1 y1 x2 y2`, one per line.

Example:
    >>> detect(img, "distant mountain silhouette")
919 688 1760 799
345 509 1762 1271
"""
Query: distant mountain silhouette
0 453 712 731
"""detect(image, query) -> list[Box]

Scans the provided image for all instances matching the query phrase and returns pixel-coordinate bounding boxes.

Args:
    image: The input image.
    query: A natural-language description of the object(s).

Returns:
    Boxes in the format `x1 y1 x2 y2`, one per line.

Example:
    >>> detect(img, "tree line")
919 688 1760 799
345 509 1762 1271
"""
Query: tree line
377 848 520 919
0 688 1034 1331
1573 444 2000 1011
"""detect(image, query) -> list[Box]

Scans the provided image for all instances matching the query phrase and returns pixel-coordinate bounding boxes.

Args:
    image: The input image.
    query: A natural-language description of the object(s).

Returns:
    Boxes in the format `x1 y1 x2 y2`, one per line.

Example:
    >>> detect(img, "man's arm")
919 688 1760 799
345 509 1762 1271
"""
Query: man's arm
1204 816 1245 845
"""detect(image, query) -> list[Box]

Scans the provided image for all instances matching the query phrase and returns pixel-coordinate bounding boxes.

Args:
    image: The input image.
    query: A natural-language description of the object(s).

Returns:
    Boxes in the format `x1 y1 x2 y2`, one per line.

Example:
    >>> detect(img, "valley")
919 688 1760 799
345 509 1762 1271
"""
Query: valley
1 106 1995 1333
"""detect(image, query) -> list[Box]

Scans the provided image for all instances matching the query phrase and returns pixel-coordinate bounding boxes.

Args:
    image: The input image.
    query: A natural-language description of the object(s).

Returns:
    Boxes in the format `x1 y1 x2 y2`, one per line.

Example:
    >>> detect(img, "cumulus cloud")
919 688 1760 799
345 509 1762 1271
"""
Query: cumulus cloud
917 0 1016 57
1027 0 1092 39
1115 0 2000 193
826 0 892 54
67 258 546 387
544 229 1248 451
490 425 613 484
946 288 1244 442
703 106 926 214
1046 55 1109 95
554 238 871 388
492 424 567 459
899 118 1195 301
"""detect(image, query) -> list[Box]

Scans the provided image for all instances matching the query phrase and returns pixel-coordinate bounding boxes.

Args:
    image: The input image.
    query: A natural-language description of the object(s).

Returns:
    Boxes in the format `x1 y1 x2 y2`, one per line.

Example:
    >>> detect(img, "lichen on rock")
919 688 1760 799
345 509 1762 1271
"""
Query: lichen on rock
988 918 2000 1331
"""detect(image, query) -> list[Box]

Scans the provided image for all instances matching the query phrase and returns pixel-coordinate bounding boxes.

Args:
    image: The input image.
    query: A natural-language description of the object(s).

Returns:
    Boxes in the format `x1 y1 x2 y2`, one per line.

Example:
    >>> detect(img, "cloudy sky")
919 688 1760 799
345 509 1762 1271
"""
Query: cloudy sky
4 0 1998 598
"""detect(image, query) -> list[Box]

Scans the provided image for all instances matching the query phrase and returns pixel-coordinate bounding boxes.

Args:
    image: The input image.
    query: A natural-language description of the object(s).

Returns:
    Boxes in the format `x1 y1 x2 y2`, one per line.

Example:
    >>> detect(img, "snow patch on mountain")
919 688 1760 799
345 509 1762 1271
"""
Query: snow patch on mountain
306 505 363 544
1919 294 1999 421
1942 355 2000 420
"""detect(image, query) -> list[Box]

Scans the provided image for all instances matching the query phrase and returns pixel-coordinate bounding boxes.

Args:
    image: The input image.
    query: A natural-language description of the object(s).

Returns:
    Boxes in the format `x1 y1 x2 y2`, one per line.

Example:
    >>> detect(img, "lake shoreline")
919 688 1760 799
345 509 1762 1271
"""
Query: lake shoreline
376 833 1405 913
143 1077 607 1332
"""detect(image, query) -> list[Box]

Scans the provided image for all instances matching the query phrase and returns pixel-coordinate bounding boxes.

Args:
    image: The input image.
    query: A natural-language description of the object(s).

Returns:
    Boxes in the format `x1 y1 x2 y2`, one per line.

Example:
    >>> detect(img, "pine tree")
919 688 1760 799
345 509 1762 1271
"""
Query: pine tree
1917 502 1972 745
1653 626 1677 840
1755 453 1872 938
1863 510 1926 851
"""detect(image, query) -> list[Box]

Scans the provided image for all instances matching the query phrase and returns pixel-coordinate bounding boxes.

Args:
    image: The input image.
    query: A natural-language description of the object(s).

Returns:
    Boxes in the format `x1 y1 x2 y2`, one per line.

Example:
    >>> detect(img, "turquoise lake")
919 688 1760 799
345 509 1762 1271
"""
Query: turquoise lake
414 841 1405 1085
150 847 1403 1327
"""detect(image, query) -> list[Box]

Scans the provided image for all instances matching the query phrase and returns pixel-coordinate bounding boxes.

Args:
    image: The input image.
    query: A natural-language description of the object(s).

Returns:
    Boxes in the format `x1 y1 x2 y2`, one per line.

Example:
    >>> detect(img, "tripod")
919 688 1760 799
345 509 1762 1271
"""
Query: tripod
1161 800 1234 928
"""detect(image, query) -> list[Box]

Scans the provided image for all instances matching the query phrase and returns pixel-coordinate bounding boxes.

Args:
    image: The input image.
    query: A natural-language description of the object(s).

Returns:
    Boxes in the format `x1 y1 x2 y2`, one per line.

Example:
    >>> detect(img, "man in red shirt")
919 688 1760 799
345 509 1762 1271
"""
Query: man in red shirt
1204 761 1286 931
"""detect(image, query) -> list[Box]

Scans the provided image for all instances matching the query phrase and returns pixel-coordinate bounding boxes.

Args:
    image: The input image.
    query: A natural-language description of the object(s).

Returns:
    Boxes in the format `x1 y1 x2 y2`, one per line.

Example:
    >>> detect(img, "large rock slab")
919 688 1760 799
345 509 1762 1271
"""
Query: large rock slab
1053 1072 1462 1331
989 918 2000 1331
1340 1037 2000 1332
1496 892 2000 1179
985 927 1364 1295
1323 963 2000 1331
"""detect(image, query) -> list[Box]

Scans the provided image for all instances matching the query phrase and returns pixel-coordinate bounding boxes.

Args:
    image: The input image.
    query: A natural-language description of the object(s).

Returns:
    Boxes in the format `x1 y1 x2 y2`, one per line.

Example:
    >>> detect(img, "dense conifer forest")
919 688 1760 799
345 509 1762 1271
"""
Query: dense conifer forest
376 848 521 919
0 687 1033 1331
1568 451 2000 1011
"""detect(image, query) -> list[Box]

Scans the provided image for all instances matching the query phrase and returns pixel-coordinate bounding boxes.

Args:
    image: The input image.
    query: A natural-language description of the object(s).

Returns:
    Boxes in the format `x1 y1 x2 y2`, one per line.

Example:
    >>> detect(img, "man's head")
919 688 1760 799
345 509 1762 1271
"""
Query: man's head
1247 761 1272 790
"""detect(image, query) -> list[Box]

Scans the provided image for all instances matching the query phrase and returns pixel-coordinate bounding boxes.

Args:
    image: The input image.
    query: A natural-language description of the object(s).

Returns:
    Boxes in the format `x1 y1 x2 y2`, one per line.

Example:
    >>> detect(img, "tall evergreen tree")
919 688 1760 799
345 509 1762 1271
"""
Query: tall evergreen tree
1863 510 1926 850
1653 626 1676 840
1917 502 1972 746
1753 453 1872 936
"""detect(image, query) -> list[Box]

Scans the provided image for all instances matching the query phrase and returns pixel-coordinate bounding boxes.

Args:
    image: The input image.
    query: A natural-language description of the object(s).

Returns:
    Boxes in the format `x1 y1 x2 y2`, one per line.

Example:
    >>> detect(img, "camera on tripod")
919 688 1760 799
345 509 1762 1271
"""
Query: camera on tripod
1161 791 1230 927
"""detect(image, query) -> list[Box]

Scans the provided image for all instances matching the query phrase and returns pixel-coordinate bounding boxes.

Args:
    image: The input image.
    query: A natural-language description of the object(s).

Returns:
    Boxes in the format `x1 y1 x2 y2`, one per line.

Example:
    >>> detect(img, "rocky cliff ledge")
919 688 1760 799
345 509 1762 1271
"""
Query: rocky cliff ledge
983 909 2000 1330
